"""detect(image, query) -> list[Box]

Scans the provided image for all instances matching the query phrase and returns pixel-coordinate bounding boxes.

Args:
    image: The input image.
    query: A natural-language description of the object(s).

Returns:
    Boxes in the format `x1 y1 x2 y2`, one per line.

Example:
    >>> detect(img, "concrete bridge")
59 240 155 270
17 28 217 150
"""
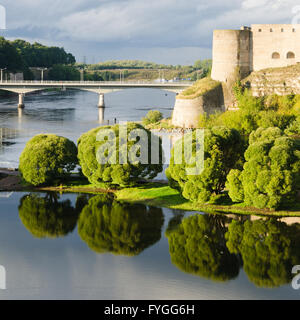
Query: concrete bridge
0 80 193 109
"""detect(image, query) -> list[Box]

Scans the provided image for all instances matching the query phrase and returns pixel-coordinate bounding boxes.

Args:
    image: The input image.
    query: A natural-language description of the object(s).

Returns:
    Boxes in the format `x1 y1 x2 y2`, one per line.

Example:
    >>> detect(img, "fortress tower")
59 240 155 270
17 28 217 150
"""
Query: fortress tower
211 24 300 83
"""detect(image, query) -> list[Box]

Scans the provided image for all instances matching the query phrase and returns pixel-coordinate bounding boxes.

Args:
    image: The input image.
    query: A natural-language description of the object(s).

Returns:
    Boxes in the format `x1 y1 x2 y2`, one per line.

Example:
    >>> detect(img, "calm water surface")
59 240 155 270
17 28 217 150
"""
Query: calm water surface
0 89 175 168
0 192 299 300
0 90 300 300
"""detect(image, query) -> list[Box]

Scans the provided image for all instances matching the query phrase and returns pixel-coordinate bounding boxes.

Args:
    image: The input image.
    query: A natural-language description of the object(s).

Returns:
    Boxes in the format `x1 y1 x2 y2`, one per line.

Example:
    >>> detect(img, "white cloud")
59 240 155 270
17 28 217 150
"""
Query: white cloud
0 0 298 64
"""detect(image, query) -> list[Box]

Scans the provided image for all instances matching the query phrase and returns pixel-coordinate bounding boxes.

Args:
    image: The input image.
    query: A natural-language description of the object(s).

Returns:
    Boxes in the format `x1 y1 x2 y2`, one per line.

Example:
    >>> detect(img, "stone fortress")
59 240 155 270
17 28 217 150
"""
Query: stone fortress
211 24 300 83
172 24 300 128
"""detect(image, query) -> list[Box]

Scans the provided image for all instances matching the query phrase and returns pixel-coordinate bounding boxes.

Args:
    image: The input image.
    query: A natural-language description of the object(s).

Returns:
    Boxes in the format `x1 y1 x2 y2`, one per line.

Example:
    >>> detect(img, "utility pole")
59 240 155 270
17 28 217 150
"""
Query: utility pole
0 68 6 82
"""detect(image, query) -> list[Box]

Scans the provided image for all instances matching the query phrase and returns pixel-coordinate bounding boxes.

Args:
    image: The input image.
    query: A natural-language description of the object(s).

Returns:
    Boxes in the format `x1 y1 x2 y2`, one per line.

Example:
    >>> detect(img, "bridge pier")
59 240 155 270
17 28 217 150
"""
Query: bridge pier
98 93 105 108
18 93 25 109
98 107 105 123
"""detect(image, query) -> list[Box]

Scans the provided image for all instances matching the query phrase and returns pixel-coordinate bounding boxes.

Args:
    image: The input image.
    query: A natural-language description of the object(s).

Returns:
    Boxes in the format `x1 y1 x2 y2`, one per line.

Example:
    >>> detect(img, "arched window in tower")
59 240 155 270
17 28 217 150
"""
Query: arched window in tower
272 52 280 59
287 52 295 59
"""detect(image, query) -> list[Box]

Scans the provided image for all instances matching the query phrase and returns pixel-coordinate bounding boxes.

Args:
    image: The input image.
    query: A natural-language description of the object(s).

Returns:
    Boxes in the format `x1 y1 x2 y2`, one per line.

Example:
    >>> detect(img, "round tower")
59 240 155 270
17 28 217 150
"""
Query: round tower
211 29 251 83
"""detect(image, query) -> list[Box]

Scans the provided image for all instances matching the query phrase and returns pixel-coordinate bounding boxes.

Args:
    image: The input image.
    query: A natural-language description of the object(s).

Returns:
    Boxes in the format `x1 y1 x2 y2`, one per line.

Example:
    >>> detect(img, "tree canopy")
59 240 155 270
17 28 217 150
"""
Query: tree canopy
226 127 300 209
166 126 244 203
19 134 78 186
78 195 164 256
11 39 75 68
78 123 163 187
0 37 24 72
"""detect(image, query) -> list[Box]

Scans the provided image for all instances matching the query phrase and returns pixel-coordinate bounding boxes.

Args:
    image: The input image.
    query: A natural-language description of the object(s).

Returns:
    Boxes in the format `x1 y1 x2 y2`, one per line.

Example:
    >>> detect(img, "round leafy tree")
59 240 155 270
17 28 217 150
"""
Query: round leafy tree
78 195 164 256
166 214 240 282
166 126 244 203
19 193 80 238
226 127 300 209
77 123 163 187
226 218 300 288
19 134 78 186
142 110 163 125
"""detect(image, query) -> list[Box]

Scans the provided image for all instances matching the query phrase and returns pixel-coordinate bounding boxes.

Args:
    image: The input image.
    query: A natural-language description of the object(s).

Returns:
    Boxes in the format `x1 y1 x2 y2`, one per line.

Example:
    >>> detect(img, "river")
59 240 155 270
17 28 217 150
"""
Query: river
0 89 175 168
0 90 299 300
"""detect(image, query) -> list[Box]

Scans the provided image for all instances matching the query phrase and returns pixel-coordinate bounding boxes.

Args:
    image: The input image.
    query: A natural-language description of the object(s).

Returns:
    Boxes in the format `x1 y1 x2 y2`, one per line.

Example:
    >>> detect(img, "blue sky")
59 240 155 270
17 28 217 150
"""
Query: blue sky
0 0 297 64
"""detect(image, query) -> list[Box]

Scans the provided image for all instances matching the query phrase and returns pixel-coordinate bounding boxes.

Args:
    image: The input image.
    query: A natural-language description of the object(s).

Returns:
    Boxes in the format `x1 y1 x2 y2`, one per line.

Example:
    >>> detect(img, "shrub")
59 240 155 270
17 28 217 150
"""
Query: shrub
78 195 164 256
166 126 244 203
19 134 78 186
226 127 300 209
142 110 163 125
77 123 163 187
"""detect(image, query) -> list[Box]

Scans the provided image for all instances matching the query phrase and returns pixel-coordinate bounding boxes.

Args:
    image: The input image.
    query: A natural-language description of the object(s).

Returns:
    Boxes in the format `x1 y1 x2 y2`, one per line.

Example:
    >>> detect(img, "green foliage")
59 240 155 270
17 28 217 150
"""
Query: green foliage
19 193 81 238
48 64 80 81
77 123 163 187
166 214 240 282
0 37 24 72
285 117 300 136
178 77 221 100
199 86 300 139
142 110 163 125
78 195 164 256
226 219 300 288
19 134 78 186
227 127 300 209
257 111 295 131
11 39 75 68
166 127 244 203
226 169 244 203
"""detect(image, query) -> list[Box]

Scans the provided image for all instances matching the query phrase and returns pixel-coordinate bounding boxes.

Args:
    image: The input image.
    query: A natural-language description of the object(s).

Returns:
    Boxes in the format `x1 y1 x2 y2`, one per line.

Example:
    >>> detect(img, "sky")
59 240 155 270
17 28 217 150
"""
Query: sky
0 0 298 65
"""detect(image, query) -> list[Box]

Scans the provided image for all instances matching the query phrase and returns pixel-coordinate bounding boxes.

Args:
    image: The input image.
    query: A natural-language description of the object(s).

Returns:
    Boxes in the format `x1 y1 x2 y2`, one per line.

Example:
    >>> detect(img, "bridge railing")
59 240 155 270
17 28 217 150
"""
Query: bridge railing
0 80 194 85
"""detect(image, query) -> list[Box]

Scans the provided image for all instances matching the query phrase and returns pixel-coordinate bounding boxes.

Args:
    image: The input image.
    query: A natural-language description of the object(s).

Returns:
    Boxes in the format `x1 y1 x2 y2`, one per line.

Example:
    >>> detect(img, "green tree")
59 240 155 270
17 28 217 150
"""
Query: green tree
166 127 244 203
78 195 164 256
142 110 163 125
226 219 300 288
0 37 24 72
19 134 78 186
48 64 80 81
226 127 300 209
19 193 81 238
166 214 240 282
77 123 163 187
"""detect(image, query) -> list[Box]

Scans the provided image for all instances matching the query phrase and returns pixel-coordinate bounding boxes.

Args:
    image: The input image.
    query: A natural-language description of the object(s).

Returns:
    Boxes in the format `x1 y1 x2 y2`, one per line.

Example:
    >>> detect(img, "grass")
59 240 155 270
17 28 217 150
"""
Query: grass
37 178 300 217
144 118 179 131
177 77 221 100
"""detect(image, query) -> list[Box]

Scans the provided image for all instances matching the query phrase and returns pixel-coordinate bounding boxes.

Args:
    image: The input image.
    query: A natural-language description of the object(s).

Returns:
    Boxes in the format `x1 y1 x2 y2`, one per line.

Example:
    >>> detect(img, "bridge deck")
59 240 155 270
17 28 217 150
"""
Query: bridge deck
0 80 193 94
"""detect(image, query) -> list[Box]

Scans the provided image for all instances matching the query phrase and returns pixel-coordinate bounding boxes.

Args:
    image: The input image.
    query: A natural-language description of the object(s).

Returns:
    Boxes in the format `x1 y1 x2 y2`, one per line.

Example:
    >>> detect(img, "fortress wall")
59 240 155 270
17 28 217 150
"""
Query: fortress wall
172 85 225 128
252 24 300 71
243 64 300 96
211 30 251 83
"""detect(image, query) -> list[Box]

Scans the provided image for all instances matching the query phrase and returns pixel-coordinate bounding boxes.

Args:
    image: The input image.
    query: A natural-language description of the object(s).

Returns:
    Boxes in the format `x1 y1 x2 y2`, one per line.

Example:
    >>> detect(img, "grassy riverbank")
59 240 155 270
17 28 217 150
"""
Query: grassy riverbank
1 171 299 217
37 179 300 217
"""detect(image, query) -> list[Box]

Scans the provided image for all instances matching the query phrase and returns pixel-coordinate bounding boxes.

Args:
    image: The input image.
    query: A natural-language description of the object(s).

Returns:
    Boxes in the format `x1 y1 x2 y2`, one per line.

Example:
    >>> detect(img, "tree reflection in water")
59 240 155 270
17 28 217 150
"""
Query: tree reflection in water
18 193 89 238
166 214 240 282
167 212 300 288
226 218 300 288
78 195 164 256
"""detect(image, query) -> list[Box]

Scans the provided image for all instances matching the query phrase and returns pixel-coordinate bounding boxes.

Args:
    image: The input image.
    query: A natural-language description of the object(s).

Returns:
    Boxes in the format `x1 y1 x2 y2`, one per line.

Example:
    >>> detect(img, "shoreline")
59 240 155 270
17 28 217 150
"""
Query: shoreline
1 170 300 217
